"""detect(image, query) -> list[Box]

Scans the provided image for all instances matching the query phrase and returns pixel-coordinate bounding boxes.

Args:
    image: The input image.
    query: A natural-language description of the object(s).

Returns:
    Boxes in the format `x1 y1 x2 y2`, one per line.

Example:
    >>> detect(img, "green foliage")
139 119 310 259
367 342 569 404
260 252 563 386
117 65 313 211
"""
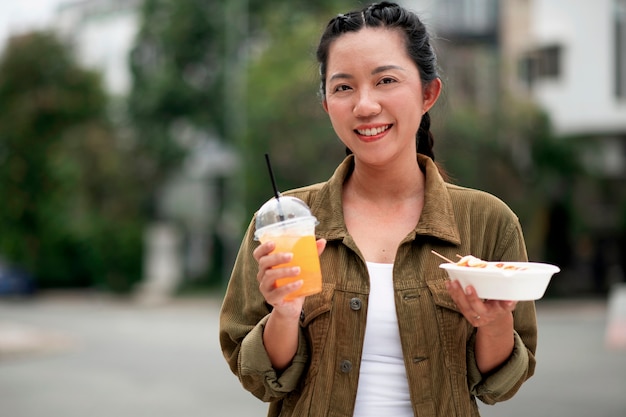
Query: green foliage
437 95 582 195
434 94 588 262
243 0 359 214
128 0 231 201
0 32 144 292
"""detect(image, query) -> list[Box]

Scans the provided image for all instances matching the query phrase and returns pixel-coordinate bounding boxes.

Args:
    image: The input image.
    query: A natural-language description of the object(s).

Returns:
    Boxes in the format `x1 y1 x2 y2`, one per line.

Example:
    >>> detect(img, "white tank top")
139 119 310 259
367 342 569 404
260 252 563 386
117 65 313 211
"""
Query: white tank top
353 262 413 417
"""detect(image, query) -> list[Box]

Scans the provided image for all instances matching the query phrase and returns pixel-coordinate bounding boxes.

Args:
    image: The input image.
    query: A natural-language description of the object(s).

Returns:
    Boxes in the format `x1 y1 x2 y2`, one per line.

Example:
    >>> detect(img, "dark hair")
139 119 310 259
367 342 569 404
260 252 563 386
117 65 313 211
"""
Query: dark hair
316 1 440 162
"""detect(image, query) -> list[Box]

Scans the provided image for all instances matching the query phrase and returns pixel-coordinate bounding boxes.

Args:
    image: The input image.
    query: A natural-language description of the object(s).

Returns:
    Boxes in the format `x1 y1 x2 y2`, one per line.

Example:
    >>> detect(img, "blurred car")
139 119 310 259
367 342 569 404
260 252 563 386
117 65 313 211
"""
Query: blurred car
0 259 36 296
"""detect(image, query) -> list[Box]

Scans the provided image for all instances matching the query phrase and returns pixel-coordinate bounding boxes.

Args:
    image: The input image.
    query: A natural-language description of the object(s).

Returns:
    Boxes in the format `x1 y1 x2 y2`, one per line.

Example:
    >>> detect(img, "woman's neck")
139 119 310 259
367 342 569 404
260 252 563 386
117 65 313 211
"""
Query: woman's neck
347 157 425 203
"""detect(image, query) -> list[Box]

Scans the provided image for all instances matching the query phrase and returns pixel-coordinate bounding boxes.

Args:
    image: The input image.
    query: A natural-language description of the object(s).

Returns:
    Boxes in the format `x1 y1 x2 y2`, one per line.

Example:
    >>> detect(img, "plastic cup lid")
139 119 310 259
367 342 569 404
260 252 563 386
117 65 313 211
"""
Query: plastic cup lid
255 196 317 230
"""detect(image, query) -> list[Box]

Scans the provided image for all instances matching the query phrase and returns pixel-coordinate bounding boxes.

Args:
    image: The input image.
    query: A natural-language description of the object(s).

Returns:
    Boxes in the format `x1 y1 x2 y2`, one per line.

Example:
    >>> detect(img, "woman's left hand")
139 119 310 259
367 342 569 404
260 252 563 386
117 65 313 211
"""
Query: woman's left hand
445 279 517 327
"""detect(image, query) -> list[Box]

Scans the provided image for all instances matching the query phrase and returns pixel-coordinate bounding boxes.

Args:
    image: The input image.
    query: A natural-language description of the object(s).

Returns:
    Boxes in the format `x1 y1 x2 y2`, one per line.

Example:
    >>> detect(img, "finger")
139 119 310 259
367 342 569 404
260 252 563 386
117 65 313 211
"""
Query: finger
446 281 485 323
446 280 473 313
256 252 292 295
446 280 470 305
316 238 327 256
272 279 305 305
464 285 489 314
257 252 294 286
259 266 301 295
261 270 304 306
258 251 292 271
253 241 275 262
496 300 518 312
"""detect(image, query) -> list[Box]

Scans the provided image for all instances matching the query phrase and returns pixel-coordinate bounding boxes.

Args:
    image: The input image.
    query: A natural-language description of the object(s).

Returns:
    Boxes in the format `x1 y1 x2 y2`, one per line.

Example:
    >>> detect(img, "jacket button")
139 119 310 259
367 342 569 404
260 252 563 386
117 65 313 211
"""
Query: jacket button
349 298 362 311
340 360 352 373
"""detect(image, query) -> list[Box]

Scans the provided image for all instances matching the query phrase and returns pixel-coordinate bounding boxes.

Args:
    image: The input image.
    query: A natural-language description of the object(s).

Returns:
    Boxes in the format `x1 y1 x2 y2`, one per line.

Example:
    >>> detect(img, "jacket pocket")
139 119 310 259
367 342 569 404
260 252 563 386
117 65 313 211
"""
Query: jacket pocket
300 283 334 378
428 279 459 312
426 279 470 376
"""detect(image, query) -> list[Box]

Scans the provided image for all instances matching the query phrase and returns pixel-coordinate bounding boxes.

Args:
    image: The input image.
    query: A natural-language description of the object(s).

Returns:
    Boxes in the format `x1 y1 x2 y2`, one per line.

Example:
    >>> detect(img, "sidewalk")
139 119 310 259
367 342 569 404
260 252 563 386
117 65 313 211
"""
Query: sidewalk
1 292 625 417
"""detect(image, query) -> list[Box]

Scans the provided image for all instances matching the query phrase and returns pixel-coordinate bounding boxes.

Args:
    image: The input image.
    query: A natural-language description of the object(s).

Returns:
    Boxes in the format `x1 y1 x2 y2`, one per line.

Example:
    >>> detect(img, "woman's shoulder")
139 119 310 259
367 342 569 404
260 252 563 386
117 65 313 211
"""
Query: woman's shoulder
444 183 518 219
281 182 327 205
280 155 351 206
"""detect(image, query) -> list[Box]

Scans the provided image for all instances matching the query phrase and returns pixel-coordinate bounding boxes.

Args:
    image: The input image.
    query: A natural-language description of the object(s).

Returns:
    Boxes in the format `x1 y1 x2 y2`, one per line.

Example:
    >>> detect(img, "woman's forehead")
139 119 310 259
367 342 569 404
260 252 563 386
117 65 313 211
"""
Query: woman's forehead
326 28 411 73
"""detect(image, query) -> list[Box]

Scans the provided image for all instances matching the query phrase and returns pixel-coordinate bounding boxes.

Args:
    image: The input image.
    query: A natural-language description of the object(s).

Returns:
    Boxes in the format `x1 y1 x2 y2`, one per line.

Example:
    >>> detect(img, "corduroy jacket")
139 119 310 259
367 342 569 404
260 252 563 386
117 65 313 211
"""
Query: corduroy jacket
219 154 537 417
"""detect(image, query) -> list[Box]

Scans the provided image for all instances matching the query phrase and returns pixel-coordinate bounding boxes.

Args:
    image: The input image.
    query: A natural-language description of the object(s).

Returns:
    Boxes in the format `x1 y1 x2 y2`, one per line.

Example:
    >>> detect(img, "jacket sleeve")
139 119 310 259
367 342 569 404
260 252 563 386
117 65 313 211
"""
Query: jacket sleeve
218 218 310 402
466 218 538 404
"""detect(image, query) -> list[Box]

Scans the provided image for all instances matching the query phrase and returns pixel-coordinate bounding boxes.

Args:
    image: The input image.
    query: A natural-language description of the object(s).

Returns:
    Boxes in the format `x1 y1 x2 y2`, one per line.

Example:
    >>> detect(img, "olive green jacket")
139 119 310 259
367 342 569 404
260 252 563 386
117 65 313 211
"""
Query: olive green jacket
219 154 537 417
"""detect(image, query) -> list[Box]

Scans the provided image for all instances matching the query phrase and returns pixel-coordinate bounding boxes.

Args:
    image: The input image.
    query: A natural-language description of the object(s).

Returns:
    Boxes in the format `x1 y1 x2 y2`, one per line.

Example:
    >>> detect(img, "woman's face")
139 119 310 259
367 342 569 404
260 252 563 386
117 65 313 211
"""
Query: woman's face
323 27 440 166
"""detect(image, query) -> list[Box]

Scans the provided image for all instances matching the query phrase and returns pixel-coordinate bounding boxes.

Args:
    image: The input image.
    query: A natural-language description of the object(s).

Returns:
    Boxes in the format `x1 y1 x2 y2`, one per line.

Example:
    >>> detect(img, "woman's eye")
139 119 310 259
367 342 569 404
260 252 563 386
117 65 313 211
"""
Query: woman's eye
333 84 352 92
379 77 396 85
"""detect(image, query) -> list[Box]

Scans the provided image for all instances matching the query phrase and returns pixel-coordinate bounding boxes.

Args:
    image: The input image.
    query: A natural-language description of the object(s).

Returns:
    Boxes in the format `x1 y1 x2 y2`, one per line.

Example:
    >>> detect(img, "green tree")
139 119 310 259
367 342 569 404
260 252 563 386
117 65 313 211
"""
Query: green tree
241 0 360 213
128 0 226 194
0 32 143 292
128 0 360 217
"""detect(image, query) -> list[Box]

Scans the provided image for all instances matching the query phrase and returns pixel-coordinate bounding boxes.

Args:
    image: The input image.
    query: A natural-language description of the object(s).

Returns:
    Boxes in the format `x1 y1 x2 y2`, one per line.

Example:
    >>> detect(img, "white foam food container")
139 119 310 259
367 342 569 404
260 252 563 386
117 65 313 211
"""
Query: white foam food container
439 262 560 301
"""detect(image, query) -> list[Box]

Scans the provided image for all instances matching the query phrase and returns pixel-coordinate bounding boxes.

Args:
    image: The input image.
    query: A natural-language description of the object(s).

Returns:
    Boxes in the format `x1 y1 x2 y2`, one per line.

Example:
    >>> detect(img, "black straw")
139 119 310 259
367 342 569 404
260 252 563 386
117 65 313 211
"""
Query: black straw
264 153 285 221
265 153 281 199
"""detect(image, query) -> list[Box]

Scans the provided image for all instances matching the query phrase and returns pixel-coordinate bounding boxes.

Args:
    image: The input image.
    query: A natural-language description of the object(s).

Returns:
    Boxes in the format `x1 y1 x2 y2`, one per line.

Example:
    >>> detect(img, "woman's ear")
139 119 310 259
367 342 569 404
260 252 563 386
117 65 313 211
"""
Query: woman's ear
322 99 329 114
422 78 442 114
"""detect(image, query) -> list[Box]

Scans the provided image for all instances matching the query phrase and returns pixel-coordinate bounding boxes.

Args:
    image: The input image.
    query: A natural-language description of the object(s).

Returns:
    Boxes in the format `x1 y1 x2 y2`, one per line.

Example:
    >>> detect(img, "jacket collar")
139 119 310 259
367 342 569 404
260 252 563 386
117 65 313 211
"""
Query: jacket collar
310 154 461 245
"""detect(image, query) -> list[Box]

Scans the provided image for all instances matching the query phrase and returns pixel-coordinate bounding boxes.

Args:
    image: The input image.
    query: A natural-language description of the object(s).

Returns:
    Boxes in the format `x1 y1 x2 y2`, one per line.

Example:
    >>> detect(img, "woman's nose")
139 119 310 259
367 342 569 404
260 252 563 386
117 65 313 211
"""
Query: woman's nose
353 90 381 118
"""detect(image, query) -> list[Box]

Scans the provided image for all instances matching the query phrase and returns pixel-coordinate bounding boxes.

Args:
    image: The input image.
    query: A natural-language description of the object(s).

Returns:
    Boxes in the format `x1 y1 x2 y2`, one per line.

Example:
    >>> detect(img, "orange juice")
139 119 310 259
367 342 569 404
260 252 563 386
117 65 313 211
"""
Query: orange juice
253 196 321 301
266 234 322 300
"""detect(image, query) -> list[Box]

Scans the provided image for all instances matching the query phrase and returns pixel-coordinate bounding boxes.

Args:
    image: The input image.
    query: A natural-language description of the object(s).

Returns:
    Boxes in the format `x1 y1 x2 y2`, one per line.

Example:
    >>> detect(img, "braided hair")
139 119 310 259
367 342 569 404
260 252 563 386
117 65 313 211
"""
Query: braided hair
316 2 440 162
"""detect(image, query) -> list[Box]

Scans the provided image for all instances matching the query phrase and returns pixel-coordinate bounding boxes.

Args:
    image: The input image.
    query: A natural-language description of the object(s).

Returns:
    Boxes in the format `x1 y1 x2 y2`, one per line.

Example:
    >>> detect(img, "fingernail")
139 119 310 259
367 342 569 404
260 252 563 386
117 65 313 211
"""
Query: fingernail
287 279 303 290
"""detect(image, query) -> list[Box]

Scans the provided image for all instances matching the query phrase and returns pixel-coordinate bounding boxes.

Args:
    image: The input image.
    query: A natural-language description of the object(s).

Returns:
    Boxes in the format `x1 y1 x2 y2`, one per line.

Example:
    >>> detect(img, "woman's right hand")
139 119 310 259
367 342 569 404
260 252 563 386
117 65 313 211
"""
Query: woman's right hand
253 241 304 316
253 238 326 317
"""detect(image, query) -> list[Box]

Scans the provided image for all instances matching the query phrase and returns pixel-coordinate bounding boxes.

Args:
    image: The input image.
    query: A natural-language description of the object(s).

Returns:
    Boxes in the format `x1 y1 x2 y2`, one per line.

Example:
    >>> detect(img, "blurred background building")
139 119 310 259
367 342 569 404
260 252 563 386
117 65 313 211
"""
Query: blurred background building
405 0 626 294
55 0 142 97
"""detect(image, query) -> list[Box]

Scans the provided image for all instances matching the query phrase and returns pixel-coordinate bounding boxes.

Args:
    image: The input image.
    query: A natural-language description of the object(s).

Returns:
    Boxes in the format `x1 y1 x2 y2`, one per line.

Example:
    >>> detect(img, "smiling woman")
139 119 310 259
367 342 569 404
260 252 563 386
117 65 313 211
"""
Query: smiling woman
322 27 441 167
220 3 538 416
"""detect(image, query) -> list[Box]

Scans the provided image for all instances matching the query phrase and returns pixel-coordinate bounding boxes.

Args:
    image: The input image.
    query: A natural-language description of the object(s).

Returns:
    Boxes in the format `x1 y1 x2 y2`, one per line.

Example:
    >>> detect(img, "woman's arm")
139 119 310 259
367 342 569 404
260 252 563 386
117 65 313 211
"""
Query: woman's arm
255 238 327 370
219 223 312 401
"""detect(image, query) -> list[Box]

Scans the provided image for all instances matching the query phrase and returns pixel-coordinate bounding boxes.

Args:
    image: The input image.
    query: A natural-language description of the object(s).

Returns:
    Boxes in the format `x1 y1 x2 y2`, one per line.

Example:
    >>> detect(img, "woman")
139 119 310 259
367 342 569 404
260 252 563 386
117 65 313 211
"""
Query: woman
219 2 537 416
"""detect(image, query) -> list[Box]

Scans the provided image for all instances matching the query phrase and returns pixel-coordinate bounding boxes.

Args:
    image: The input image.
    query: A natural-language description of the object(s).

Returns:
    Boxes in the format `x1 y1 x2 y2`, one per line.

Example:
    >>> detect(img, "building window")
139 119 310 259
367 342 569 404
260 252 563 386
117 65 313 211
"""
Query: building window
518 45 562 88
616 0 626 98
537 45 561 78
435 0 498 40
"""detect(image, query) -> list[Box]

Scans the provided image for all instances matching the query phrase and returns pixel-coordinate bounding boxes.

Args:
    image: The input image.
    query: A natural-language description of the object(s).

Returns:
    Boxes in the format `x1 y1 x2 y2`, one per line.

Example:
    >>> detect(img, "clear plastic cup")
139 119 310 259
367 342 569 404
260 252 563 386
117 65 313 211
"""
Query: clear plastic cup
254 196 322 300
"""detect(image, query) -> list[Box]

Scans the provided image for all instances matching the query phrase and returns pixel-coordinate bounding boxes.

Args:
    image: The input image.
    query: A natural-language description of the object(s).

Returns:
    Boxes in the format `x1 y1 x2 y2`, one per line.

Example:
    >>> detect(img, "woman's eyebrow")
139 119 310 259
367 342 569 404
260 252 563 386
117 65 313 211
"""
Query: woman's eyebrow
372 65 405 74
329 72 352 82
328 65 405 82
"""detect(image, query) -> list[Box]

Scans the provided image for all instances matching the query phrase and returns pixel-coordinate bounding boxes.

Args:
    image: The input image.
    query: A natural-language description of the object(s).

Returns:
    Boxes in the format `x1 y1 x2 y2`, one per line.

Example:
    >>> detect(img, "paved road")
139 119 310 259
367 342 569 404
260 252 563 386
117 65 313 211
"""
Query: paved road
0 292 625 417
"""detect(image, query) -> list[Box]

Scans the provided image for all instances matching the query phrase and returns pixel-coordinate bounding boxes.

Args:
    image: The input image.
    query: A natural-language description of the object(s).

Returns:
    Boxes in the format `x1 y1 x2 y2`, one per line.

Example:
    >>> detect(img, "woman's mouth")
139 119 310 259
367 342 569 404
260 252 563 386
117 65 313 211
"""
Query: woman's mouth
355 124 392 139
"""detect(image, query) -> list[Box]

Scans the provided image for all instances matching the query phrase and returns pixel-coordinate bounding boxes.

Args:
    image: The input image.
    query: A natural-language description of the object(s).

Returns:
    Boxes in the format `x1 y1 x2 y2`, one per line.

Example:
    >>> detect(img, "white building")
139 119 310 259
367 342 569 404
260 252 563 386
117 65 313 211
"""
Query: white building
404 0 626 174
520 0 626 179
523 0 626 136
55 0 142 97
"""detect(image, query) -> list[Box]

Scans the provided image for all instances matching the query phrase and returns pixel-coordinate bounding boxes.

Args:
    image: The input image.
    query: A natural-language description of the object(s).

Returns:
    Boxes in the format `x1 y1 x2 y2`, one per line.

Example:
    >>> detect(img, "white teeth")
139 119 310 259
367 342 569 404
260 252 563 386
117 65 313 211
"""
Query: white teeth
357 125 390 136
